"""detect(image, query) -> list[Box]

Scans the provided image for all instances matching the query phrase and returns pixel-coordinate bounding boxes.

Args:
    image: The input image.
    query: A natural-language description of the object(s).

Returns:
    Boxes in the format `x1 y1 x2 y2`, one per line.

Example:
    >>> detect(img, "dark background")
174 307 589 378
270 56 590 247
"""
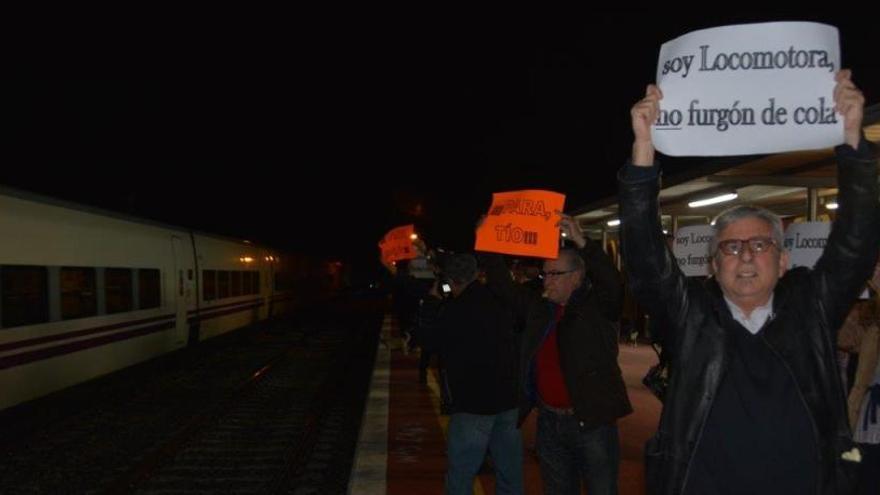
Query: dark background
6 12 879 283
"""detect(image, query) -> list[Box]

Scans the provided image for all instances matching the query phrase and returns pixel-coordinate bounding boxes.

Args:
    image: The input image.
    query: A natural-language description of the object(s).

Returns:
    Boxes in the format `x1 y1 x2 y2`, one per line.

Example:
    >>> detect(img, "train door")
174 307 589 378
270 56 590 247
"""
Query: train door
170 236 191 346
267 257 275 319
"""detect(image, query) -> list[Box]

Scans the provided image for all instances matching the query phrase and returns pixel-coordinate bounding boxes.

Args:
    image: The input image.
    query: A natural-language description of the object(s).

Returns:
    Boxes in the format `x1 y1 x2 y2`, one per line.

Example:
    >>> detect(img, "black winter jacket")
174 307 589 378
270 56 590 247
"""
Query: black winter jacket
618 141 880 495
419 282 520 415
482 241 633 429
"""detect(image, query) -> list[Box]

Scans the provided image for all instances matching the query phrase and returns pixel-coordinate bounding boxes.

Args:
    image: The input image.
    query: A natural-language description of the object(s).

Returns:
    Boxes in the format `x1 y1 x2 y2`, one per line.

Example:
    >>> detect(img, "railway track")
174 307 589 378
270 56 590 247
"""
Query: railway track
0 300 382 494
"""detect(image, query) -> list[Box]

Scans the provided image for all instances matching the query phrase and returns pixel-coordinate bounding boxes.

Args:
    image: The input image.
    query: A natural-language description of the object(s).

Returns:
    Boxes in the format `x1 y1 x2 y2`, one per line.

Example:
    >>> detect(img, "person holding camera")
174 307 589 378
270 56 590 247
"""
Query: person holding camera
418 252 524 495
480 212 632 495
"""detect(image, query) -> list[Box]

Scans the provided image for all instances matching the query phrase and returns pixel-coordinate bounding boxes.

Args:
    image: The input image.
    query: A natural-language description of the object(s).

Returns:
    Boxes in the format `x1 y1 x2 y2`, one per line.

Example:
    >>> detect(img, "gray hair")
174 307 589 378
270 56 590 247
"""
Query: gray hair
709 205 785 255
442 253 479 285
559 247 586 278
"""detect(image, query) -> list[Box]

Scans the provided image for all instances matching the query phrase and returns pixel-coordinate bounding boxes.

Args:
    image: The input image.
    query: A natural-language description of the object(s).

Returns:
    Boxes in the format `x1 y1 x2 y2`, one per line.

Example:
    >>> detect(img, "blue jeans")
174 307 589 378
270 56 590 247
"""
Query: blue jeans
536 408 620 495
446 408 524 495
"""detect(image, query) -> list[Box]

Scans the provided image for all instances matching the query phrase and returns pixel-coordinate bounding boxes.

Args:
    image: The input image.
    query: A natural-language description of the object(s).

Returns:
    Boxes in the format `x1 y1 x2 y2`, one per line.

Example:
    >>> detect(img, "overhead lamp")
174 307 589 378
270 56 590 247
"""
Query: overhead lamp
825 201 839 210
607 219 621 227
688 193 738 208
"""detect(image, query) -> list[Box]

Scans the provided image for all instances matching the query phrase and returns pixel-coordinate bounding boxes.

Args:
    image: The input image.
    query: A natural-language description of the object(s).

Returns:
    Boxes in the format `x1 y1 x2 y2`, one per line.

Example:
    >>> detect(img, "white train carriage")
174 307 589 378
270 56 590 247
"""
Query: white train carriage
191 235 278 341
0 188 292 411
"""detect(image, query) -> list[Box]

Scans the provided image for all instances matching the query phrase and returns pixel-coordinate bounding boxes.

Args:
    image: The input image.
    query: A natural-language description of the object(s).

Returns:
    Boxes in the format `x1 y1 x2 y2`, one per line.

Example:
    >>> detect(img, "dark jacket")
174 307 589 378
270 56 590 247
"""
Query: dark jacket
618 141 880 495
419 282 519 415
482 241 633 429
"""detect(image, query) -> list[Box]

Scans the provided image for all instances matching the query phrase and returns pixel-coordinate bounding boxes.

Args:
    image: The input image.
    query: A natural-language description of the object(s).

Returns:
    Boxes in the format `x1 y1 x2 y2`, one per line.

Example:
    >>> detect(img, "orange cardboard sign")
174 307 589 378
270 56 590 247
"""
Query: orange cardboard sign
475 190 566 259
379 224 418 264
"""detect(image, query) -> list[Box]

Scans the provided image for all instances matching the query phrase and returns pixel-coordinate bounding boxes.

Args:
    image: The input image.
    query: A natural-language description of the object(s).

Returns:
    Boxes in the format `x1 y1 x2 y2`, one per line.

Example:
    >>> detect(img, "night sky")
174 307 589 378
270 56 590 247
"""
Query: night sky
7 12 880 282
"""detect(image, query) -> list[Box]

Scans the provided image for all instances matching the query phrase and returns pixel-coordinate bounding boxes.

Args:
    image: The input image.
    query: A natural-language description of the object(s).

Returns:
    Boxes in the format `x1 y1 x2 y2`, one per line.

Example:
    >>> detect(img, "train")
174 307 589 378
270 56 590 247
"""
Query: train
0 186 342 411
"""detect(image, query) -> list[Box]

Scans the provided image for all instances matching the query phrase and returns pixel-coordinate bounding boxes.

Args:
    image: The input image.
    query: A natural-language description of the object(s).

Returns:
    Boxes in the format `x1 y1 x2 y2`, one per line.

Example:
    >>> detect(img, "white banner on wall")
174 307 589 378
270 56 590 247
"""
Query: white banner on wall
783 221 868 298
783 221 830 269
673 225 714 277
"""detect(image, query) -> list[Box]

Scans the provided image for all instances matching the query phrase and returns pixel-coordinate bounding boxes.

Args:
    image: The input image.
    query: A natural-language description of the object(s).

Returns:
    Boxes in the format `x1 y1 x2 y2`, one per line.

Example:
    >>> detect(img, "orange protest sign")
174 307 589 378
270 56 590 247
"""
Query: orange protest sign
379 224 418 264
475 190 566 259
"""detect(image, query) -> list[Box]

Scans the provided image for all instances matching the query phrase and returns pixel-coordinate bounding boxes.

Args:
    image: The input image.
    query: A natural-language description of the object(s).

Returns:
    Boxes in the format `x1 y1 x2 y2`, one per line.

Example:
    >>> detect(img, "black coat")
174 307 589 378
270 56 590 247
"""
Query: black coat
618 141 880 495
482 241 633 429
419 282 519 415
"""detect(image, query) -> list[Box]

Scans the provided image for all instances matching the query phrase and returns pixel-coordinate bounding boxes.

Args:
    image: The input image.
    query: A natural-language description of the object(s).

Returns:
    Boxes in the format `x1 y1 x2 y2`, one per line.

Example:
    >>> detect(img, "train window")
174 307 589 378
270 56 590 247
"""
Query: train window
105 268 133 314
217 271 230 299
1 265 49 328
138 269 161 309
241 271 252 295
203 270 216 301
253 271 260 294
230 271 242 297
61 267 97 320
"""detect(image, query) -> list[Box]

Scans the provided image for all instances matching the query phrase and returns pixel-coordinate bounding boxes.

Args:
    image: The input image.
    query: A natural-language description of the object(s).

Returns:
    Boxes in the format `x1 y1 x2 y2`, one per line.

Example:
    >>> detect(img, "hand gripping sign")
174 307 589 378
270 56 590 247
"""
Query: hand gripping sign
475 190 566 259
379 224 418 265
654 22 842 156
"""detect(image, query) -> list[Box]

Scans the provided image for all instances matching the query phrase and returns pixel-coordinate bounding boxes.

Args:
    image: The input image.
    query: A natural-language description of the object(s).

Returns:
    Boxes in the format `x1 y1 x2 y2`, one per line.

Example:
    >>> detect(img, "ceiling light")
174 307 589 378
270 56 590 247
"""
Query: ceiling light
689 193 738 208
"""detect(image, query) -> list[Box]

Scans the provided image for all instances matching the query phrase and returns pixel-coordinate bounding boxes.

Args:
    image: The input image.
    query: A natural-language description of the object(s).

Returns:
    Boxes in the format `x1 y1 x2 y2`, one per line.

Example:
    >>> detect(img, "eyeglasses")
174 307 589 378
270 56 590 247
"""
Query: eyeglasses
541 269 576 278
716 236 777 256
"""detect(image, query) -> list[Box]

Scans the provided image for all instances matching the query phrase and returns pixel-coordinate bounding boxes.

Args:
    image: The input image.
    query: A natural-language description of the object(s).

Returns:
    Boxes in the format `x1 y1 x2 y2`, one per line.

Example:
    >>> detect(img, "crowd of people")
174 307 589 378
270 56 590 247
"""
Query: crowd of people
384 70 879 495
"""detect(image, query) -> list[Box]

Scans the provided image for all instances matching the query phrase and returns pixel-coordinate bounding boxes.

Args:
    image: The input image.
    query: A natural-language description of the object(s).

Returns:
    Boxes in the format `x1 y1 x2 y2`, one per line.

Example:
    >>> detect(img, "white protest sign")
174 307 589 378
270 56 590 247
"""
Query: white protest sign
654 22 842 156
783 221 869 299
783 221 830 269
673 225 714 277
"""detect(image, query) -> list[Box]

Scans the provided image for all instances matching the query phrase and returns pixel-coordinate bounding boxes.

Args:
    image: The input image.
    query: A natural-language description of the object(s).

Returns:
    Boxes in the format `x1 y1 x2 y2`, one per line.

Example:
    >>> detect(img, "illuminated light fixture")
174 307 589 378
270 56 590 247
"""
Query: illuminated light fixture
688 193 738 208
561 232 568 237
607 219 621 227
240 256 254 263
663 229 669 234
825 202 839 210
410 233 418 240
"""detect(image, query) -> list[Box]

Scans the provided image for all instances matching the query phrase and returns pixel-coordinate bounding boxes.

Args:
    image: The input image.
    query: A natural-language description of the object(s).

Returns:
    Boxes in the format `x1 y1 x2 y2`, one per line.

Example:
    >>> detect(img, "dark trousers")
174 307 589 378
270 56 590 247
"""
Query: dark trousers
856 443 880 495
536 408 620 495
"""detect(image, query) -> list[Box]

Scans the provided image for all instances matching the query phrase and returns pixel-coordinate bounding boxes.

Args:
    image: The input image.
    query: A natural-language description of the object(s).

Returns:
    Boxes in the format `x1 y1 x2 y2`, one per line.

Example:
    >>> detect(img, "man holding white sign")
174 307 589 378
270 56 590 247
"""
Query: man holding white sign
620 61 879 495
481 213 631 495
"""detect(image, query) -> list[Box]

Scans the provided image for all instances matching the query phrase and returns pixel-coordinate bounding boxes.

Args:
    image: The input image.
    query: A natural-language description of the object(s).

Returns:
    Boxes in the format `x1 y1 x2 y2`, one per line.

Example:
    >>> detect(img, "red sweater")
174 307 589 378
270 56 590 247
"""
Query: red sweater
536 305 572 408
